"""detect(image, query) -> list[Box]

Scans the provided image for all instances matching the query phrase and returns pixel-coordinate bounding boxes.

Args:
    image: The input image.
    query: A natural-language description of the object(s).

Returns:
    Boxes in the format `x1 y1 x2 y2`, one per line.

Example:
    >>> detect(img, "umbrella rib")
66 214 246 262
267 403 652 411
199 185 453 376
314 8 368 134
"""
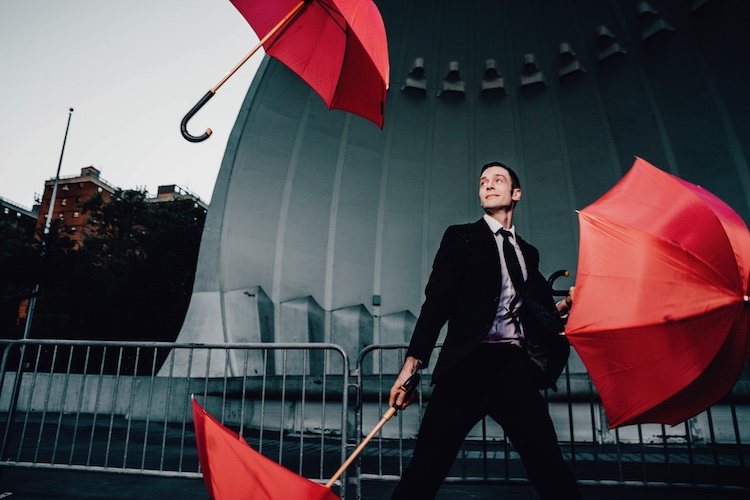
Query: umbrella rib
263 0 315 53
316 0 347 32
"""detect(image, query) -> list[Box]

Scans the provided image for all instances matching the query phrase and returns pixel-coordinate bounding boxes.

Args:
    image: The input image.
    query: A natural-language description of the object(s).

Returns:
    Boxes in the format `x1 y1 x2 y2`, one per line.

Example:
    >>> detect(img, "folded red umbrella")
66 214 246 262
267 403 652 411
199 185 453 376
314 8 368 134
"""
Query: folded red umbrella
565 158 750 428
192 397 340 500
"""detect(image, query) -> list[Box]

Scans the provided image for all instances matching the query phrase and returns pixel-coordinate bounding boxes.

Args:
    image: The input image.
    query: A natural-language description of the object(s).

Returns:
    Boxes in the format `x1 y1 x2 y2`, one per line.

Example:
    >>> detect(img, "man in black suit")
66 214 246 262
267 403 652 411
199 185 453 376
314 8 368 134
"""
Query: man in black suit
389 162 580 499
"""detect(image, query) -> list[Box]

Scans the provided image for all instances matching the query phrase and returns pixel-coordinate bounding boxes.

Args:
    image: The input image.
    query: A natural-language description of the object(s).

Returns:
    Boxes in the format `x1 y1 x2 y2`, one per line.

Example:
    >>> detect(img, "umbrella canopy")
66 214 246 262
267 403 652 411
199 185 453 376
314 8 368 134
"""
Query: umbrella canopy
192 397 340 499
182 0 389 141
565 158 750 428
231 0 389 127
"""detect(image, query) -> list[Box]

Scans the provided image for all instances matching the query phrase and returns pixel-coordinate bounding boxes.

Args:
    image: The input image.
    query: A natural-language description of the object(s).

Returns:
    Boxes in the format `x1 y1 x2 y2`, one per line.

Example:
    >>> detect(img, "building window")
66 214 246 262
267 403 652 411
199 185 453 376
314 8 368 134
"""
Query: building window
73 212 79 218
3 207 8 215
69 226 77 232
58 213 64 219
61 198 67 206
62 185 69 191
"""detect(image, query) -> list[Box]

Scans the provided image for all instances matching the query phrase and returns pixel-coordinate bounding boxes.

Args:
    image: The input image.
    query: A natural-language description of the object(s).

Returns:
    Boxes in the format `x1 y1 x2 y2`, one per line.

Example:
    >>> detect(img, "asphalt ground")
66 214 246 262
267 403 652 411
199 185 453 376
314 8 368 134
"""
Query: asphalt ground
2 468 749 500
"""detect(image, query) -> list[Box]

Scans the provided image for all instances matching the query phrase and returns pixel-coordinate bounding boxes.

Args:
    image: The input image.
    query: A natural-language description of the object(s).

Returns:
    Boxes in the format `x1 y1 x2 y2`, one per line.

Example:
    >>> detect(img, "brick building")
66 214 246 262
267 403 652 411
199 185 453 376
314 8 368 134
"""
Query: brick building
147 184 209 211
0 196 38 238
36 166 117 246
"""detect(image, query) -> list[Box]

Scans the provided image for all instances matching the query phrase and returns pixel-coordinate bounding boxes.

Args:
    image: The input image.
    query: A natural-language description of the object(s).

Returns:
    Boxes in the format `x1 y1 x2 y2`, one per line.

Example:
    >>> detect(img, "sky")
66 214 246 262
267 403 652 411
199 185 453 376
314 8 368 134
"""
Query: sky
0 0 263 210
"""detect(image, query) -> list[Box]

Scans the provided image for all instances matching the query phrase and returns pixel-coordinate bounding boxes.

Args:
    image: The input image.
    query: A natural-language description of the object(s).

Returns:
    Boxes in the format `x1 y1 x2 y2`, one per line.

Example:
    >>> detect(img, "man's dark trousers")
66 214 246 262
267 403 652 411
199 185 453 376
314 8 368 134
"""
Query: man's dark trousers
390 344 580 499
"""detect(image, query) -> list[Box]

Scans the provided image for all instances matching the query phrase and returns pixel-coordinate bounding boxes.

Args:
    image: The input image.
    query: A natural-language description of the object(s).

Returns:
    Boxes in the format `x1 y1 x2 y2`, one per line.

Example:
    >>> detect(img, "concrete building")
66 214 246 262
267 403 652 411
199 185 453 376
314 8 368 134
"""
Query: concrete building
173 0 750 382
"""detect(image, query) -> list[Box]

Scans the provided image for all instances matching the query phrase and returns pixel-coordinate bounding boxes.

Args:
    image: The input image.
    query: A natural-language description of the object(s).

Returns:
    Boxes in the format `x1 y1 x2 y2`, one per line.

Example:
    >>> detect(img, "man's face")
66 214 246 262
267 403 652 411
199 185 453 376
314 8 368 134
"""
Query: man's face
479 166 521 211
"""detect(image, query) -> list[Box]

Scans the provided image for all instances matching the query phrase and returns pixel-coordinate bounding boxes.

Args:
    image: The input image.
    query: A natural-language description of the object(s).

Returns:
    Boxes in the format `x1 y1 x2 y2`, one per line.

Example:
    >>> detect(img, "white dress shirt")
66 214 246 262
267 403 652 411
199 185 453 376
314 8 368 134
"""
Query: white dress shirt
482 214 527 346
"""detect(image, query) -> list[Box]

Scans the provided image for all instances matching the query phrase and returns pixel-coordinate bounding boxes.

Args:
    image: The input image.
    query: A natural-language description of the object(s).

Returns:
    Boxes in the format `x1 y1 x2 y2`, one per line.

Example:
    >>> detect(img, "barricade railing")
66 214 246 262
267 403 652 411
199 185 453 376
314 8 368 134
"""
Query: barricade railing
1 340 747 497
0 340 350 496
353 343 749 496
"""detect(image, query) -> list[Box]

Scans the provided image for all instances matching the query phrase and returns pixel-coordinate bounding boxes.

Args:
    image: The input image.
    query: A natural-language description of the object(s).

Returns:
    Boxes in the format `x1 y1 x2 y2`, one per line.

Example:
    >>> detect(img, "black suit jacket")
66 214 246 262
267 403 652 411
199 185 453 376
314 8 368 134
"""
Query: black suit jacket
406 218 566 388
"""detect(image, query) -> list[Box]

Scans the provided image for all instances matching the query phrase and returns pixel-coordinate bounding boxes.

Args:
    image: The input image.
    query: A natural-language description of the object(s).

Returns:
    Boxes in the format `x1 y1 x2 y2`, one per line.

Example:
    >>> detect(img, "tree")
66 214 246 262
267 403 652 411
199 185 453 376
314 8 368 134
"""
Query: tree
28 189 206 343
0 219 40 338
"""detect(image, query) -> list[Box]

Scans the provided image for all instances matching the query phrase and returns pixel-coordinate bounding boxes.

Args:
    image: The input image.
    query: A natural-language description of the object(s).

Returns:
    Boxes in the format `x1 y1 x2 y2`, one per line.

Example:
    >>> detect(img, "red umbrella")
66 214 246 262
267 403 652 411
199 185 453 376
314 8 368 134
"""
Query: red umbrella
192 374 419 498
565 157 750 428
192 397 340 499
182 0 390 142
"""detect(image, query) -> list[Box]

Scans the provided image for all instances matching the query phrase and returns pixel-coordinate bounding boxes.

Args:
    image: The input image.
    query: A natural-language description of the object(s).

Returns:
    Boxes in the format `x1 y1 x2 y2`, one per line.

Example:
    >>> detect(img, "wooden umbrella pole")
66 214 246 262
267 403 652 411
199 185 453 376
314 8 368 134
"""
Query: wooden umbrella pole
325 407 398 489
325 372 420 489
212 0 306 93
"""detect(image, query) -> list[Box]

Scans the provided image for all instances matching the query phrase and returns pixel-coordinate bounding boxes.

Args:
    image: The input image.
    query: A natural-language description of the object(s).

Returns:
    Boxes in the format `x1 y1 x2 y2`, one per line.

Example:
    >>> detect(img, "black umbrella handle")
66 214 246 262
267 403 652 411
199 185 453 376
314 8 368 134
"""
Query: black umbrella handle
393 372 421 410
181 90 215 143
548 269 570 297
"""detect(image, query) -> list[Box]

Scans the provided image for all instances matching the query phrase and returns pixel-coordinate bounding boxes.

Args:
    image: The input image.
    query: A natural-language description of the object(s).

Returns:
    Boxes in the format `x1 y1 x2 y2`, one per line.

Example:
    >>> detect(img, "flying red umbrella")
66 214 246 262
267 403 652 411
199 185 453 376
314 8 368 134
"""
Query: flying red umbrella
565 157 750 428
181 0 390 142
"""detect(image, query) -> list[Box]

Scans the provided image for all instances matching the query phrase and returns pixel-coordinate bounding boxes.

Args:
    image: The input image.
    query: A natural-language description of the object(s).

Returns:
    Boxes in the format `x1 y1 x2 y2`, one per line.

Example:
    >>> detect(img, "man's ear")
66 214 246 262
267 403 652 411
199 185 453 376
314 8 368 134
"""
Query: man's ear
512 187 522 202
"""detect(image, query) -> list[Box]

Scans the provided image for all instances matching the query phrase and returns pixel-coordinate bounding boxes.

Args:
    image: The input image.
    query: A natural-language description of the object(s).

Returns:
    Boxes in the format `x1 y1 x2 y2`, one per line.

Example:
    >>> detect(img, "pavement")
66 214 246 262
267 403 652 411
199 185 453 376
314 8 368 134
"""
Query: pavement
2 468 749 500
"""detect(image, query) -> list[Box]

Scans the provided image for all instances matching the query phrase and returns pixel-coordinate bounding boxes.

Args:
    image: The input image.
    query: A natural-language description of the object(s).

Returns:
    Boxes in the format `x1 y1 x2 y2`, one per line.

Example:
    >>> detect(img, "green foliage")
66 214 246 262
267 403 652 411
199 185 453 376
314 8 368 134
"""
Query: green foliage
2 189 207 342
0 219 40 337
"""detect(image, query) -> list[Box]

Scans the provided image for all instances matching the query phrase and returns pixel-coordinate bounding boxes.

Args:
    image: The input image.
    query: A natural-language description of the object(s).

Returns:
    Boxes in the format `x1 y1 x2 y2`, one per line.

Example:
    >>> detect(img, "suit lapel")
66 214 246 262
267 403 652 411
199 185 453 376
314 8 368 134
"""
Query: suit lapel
473 218 501 267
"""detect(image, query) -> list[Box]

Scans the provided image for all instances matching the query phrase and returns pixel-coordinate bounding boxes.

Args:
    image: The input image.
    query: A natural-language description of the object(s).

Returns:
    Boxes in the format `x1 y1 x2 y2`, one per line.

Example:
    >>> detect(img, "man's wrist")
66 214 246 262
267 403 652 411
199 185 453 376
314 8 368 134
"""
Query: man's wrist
405 355 423 372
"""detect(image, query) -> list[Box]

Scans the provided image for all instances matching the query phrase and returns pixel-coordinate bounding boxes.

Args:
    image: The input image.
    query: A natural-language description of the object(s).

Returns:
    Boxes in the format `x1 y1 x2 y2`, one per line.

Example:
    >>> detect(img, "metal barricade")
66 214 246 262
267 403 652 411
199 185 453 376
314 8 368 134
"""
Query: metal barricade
0 340 350 495
353 344 749 496
1 339 747 497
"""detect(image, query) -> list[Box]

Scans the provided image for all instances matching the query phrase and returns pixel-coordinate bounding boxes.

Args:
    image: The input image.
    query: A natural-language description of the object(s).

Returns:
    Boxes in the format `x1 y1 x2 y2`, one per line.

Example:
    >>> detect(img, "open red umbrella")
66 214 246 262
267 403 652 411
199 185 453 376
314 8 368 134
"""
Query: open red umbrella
192 397 340 499
192 374 419 498
565 157 750 428
181 0 389 142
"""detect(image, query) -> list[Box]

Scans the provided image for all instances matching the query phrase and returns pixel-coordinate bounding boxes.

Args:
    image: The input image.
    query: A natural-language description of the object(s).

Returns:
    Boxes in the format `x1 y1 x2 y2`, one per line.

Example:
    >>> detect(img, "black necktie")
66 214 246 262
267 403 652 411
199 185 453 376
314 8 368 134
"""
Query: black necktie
499 229 524 290
499 229 525 316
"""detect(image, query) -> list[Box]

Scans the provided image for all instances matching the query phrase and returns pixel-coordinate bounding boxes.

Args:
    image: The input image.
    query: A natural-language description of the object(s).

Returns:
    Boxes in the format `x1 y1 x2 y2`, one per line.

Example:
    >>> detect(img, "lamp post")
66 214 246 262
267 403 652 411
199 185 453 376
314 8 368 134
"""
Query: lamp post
22 108 74 340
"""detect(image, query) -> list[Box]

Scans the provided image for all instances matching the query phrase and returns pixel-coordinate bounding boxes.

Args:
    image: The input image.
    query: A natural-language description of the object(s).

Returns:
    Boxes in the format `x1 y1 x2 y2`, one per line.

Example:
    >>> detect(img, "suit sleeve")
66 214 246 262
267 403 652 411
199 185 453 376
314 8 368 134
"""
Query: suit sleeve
524 244 566 334
519 241 558 314
405 225 464 367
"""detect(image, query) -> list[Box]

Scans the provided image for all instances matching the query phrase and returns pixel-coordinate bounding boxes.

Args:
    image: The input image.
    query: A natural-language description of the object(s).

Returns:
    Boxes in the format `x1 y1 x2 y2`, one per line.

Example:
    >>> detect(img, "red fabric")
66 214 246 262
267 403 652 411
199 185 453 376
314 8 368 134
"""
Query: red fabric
229 0 389 128
192 398 340 500
566 158 750 428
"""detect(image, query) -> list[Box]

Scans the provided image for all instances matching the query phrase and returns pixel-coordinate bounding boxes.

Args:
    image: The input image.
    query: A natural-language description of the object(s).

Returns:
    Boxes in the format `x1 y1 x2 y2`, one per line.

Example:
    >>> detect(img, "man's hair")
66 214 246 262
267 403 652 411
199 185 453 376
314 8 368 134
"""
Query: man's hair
481 161 520 191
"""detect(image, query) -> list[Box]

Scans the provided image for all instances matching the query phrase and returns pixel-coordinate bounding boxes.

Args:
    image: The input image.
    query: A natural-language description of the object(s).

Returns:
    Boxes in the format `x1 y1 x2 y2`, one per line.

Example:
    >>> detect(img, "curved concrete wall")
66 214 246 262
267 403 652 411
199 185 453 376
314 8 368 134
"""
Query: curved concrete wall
172 0 750 376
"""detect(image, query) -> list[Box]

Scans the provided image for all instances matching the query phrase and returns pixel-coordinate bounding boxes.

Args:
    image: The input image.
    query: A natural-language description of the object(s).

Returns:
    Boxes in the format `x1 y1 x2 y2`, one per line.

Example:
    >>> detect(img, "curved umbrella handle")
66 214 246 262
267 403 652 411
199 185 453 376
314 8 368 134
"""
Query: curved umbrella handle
181 90 215 142
547 269 570 296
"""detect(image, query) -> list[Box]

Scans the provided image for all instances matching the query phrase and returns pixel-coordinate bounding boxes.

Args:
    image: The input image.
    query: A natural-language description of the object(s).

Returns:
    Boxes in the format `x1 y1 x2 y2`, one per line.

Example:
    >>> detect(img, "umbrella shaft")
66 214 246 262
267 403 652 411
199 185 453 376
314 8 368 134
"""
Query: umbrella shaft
325 407 397 488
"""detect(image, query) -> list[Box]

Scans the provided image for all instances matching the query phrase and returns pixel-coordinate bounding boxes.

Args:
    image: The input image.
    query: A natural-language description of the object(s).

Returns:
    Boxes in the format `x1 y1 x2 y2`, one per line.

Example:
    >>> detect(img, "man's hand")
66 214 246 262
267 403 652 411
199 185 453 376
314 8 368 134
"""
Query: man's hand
556 285 575 314
389 356 421 409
